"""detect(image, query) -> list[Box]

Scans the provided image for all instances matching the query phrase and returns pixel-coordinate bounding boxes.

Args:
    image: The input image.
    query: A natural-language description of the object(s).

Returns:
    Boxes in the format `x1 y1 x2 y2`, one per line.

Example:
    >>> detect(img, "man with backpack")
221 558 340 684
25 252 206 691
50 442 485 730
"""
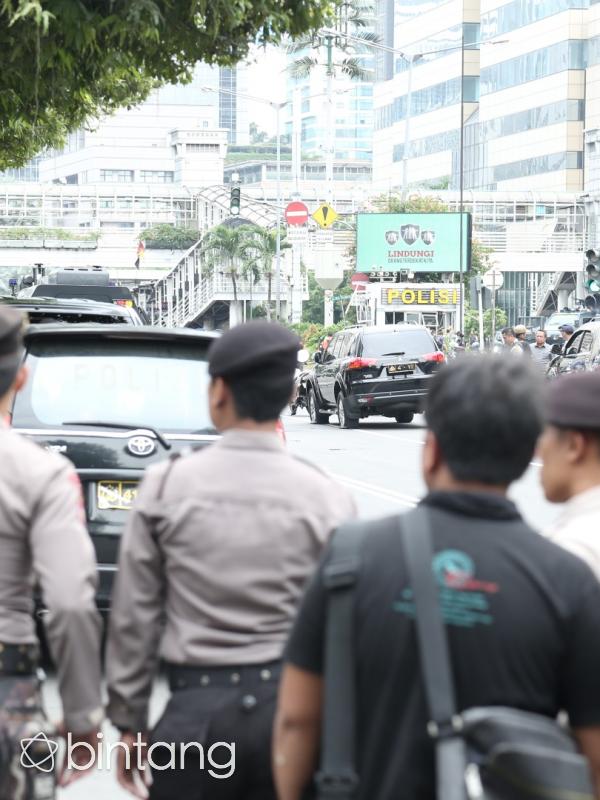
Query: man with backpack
274 355 600 800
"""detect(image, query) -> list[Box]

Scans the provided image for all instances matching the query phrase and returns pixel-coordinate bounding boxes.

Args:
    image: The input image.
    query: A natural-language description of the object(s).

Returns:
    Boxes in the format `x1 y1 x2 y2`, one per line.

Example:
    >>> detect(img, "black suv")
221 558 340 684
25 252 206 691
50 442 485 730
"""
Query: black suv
11 324 218 610
307 324 444 428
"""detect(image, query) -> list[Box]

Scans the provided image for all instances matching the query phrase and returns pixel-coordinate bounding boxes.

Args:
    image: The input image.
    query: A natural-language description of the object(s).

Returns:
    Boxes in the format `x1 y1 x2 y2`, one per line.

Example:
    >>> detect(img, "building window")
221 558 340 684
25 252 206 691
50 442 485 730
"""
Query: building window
481 0 587 40
100 169 134 182
186 143 219 152
493 151 583 182
375 77 472 130
480 40 585 95
139 170 174 183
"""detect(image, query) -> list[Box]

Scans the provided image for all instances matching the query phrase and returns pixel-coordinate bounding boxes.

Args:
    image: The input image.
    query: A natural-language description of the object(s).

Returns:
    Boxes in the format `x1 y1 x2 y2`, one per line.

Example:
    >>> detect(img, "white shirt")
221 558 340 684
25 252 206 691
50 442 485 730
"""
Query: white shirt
545 486 600 581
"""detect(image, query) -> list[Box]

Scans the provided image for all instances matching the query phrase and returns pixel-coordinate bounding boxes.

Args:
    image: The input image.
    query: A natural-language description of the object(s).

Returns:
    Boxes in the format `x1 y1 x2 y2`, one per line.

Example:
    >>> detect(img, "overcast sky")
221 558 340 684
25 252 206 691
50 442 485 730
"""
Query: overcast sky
243 45 288 134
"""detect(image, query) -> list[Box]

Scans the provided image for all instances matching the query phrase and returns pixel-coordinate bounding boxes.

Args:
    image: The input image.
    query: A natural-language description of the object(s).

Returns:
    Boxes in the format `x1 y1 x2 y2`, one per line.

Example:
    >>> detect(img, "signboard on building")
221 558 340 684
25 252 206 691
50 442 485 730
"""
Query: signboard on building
381 284 461 307
356 213 471 273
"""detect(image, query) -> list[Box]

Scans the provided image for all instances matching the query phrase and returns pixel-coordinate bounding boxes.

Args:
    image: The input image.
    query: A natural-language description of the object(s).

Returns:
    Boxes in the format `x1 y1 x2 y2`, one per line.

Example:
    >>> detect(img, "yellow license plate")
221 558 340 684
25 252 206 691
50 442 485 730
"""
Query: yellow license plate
97 481 139 511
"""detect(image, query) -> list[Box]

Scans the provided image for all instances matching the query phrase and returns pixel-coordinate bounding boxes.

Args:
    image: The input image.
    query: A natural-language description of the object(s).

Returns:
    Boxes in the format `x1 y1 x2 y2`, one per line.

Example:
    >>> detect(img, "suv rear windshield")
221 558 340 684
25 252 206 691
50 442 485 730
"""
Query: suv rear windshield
32 285 135 306
361 330 435 357
13 337 214 434
25 310 131 325
545 313 579 330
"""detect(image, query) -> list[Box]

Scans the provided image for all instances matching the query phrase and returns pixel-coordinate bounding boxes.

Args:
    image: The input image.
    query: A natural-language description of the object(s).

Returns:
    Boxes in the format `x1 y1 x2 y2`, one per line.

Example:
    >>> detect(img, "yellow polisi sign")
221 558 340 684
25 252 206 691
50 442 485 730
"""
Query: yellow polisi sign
312 203 338 229
383 287 461 306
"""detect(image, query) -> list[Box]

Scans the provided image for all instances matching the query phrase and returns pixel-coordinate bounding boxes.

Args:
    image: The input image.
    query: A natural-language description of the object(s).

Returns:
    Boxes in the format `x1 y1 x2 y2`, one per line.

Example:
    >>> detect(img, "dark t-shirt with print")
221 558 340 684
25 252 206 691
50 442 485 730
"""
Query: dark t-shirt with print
285 491 600 800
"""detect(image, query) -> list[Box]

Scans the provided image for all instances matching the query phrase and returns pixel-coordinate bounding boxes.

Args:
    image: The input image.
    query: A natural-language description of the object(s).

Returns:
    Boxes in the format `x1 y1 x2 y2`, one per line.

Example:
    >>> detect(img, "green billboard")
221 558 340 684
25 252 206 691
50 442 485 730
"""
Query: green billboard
356 212 471 273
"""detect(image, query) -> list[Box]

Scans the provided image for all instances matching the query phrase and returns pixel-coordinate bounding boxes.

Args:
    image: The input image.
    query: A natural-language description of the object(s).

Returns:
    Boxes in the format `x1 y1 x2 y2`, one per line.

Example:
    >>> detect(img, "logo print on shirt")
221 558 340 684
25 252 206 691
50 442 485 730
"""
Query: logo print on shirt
393 549 499 628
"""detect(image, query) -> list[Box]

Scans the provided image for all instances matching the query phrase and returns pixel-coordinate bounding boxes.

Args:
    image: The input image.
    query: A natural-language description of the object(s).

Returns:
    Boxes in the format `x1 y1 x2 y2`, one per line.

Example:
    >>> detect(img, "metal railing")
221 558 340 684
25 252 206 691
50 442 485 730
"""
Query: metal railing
145 239 304 328
474 229 584 253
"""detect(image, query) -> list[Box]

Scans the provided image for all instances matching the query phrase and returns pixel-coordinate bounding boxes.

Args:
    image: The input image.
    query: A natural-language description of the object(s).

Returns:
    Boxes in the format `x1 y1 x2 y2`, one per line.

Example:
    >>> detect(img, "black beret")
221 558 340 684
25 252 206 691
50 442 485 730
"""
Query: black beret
208 320 301 380
546 371 600 430
0 306 24 366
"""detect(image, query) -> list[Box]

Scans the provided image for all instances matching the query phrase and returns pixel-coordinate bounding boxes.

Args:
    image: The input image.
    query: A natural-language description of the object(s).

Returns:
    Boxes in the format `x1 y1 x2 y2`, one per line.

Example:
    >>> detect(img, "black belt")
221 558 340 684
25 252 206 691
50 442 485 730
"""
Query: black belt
0 643 39 676
166 660 282 692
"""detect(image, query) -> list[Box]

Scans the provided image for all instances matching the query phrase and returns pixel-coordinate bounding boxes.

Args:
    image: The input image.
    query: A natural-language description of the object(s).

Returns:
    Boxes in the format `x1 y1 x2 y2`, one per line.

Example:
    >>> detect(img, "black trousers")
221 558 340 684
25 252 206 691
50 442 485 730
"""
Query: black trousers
148 664 279 800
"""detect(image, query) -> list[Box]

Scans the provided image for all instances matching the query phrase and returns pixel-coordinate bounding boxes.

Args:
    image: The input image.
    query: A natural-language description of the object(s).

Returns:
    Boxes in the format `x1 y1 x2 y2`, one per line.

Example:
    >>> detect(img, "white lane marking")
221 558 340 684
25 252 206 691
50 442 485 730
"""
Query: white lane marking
358 429 426 445
329 472 420 507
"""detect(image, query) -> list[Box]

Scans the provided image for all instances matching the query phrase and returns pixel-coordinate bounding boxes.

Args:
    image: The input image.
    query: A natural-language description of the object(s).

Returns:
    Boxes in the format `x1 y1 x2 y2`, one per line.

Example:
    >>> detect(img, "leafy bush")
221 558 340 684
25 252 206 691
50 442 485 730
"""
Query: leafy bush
0 227 99 242
142 225 201 250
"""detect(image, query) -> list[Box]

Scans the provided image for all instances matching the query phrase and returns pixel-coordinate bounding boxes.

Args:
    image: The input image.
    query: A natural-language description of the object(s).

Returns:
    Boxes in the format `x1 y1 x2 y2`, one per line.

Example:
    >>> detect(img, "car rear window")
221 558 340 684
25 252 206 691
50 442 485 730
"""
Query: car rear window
546 314 579 329
13 337 214 434
361 330 435 357
26 311 130 325
32 285 135 306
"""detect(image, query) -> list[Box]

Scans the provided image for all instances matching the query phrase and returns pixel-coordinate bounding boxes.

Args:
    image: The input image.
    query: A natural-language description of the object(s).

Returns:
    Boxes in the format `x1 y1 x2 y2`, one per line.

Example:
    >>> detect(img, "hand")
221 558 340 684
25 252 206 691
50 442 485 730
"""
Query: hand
56 723 100 787
116 731 150 799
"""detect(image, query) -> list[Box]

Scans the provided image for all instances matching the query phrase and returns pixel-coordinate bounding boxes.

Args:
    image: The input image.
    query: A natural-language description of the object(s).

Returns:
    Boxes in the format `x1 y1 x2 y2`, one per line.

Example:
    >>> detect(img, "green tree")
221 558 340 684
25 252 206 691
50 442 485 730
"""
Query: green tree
240 226 292 321
288 1 379 81
0 0 336 169
142 224 201 250
201 224 256 323
464 307 507 340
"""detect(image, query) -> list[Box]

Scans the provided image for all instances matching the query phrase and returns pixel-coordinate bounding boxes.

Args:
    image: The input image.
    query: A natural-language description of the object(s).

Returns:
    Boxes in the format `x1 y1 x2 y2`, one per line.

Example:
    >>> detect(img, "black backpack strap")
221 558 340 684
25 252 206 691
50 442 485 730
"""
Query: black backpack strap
399 507 468 800
316 521 369 800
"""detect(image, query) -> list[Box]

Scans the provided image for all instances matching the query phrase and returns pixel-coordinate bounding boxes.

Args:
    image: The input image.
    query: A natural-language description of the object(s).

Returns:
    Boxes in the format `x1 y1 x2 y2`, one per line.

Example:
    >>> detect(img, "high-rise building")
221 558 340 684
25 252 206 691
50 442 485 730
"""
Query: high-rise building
372 0 588 195
284 36 375 166
1 64 249 186
372 0 480 193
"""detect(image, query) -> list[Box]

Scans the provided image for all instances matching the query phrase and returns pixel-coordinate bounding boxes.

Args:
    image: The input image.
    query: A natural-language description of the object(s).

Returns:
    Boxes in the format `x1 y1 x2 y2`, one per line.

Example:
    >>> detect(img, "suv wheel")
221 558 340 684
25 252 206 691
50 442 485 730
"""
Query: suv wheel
308 388 329 425
395 412 414 424
337 393 359 429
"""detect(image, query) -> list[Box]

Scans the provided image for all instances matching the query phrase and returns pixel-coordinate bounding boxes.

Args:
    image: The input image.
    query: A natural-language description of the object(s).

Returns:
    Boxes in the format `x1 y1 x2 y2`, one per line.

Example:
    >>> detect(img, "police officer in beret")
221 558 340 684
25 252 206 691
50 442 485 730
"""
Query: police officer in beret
0 307 103 799
106 320 356 800
541 370 600 581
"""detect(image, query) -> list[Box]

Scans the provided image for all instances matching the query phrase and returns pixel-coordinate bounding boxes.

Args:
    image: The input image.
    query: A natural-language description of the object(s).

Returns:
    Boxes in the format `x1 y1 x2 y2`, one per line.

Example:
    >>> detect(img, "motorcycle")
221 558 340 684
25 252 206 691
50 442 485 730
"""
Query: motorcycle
290 349 310 416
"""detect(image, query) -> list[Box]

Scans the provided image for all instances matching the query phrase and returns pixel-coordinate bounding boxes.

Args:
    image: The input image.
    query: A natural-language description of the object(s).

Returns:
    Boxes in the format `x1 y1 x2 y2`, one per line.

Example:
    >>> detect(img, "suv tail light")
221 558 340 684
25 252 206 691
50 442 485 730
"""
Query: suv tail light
421 352 445 363
114 299 133 308
347 357 378 370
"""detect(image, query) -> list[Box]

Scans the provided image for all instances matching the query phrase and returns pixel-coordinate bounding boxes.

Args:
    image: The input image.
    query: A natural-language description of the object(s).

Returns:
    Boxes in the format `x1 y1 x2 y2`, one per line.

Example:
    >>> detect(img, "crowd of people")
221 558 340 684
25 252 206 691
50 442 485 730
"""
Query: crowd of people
1 306 600 800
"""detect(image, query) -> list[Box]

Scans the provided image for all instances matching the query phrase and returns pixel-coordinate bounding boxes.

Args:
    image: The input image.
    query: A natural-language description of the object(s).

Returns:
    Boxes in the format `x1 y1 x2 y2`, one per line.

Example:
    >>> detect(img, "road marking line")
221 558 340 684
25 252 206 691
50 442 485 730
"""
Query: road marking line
358 429 426 445
330 472 420 507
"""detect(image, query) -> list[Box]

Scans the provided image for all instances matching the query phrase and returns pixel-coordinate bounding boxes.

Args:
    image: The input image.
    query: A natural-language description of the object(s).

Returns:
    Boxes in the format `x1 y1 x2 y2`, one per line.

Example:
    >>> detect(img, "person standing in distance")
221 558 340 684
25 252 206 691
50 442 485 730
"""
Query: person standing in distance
531 329 553 371
0 307 103 799
106 320 356 800
540 371 600 581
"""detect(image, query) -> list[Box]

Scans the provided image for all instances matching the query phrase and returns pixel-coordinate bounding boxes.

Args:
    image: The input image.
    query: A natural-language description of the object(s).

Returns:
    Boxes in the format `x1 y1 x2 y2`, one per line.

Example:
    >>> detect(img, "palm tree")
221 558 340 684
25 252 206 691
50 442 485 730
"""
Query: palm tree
241 226 292 321
201 224 256 325
287 1 379 81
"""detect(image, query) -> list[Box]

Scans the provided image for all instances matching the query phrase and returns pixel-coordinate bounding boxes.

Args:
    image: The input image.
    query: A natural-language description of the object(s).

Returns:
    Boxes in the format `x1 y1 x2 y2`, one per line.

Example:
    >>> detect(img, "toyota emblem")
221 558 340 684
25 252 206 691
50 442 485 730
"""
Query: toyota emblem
127 435 156 457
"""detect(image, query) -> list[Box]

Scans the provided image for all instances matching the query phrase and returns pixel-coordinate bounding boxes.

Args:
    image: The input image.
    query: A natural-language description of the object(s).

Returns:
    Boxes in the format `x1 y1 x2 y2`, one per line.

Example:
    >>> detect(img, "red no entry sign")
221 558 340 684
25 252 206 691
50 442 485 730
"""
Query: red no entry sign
285 201 309 226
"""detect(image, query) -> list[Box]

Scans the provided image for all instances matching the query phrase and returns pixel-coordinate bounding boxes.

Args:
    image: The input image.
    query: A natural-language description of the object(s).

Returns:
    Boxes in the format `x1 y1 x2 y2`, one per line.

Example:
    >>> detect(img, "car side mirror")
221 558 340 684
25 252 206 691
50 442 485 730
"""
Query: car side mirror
313 351 322 364
551 344 562 355
566 346 578 357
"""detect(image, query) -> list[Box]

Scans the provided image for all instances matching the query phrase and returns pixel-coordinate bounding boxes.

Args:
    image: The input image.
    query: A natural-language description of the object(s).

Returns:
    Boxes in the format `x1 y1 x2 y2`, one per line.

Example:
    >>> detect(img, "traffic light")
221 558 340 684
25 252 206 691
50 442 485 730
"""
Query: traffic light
584 248 600 310
230 186 241 216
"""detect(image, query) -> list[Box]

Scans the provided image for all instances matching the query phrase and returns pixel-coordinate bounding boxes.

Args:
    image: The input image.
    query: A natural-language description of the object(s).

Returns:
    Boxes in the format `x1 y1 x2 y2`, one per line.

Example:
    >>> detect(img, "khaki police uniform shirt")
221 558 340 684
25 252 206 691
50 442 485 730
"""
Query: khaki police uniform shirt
0 426 103 732
545 486 600 582
106 429 357 732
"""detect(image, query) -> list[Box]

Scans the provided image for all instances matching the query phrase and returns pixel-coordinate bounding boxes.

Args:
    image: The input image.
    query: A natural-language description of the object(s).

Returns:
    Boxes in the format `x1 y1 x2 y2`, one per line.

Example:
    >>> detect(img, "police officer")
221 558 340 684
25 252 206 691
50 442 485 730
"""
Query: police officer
0 307 103 799
106 320 356 800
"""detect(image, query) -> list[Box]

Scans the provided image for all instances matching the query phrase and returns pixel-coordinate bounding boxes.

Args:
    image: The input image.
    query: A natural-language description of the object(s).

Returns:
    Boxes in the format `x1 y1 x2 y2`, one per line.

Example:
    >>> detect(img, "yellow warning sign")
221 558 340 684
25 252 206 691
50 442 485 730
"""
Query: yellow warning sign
312 203 339 229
